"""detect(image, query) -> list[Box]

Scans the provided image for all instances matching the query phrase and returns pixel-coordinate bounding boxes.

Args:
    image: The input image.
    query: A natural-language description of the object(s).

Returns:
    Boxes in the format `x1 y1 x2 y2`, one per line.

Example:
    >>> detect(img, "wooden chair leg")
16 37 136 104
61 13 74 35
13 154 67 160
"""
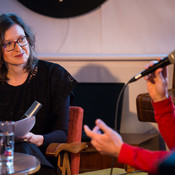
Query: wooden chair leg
57 152 71 175
63 153 71 175
57 154 63 173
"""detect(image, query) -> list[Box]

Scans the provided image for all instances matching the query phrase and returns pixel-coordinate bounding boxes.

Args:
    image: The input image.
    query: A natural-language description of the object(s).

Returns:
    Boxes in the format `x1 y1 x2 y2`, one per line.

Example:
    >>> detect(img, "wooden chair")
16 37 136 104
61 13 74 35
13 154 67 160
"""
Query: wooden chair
46 106 87 175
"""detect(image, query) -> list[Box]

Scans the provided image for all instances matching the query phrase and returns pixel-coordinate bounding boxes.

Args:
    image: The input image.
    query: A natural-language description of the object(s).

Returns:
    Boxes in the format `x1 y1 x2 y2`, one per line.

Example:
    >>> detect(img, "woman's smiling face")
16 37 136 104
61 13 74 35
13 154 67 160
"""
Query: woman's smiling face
2 24 30 68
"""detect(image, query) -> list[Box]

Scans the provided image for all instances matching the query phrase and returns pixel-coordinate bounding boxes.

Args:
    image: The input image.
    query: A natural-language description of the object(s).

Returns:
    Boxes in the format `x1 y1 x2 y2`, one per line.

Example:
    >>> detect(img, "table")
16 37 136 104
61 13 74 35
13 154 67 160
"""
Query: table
0 153 41 175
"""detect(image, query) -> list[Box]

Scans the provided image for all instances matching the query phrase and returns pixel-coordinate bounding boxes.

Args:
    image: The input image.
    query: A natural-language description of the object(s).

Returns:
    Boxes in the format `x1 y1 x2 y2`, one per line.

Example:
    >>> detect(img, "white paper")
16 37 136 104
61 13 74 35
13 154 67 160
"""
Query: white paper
14 116 35 137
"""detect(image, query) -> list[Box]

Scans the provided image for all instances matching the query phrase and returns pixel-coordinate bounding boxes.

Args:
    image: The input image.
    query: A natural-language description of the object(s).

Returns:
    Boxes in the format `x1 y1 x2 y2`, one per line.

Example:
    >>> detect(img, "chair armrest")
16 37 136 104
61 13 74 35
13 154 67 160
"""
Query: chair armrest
46 142 88 157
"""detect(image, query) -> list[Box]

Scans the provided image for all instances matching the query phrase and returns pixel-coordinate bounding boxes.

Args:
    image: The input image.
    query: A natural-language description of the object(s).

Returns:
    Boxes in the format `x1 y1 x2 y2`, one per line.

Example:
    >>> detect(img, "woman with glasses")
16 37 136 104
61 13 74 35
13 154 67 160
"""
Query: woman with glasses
0 13 77 174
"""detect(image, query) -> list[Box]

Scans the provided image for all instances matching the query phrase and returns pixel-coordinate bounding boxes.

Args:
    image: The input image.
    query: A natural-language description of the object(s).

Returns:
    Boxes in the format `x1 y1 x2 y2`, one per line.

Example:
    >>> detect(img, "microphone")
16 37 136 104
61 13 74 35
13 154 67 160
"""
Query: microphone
20 100 42 119
129 50 175 83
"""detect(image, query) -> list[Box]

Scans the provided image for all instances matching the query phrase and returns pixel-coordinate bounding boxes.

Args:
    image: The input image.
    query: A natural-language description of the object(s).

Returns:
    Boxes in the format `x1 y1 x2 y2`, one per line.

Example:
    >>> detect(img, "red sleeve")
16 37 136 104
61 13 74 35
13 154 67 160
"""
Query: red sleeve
152 97 175 149
118 143 168 173
118 97 175 174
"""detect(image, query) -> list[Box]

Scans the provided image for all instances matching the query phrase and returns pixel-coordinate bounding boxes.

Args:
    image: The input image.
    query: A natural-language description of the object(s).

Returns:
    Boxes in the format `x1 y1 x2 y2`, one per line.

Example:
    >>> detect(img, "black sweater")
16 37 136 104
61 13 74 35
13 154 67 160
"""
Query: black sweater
0 59 77 148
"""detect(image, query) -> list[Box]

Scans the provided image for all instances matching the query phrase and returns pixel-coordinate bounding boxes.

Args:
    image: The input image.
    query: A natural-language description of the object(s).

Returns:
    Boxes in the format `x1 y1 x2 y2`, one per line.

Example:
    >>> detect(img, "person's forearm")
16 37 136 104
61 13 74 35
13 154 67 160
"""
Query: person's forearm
153 97 175 149
118 143 168 173
42 129 68 147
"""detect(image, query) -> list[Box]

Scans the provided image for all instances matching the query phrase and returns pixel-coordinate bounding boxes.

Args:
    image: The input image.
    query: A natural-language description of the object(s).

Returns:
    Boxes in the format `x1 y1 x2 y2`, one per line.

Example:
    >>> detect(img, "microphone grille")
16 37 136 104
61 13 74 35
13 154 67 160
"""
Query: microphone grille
168 50 175 64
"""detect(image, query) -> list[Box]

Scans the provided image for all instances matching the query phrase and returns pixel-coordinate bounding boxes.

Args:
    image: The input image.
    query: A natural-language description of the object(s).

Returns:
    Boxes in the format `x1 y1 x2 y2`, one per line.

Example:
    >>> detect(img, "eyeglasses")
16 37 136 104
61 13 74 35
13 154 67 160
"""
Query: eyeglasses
1 36 29 52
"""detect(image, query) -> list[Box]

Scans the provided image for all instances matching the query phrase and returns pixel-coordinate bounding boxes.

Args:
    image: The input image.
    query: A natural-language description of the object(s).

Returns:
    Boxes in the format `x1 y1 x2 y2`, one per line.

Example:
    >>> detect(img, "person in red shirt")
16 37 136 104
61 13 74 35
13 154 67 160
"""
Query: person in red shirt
84 62 175 175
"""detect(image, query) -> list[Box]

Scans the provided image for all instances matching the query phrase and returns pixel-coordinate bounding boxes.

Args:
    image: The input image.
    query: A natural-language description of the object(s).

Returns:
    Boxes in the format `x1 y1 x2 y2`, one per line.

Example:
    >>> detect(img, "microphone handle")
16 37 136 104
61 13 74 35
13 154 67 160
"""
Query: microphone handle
21 101 42 119
129 57 170 83
139 57 169 77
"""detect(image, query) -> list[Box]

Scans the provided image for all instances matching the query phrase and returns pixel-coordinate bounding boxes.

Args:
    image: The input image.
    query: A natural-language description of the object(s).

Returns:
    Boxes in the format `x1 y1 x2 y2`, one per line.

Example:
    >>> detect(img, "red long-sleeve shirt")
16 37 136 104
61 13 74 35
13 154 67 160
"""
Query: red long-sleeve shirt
118 97 175 174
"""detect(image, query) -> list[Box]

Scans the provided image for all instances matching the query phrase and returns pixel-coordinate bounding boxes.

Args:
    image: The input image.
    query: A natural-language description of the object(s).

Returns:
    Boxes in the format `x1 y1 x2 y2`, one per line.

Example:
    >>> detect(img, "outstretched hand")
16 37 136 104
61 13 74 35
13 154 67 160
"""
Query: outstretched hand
84 119 123 157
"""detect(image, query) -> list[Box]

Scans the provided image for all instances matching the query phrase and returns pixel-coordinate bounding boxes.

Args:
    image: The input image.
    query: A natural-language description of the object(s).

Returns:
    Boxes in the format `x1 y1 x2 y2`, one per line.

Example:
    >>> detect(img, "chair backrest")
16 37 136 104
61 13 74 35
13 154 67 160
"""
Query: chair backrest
67 106 84 174
136 92 155 122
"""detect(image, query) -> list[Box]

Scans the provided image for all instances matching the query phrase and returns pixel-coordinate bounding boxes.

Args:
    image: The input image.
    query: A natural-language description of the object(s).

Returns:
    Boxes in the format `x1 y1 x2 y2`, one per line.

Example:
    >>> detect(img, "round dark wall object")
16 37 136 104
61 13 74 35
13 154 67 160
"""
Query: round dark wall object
17 0 107 18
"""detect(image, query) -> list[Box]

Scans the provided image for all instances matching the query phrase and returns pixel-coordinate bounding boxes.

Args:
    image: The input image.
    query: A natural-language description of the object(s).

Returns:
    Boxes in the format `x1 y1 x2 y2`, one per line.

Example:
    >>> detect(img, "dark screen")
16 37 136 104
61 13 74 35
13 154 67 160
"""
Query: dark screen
71 82 125 141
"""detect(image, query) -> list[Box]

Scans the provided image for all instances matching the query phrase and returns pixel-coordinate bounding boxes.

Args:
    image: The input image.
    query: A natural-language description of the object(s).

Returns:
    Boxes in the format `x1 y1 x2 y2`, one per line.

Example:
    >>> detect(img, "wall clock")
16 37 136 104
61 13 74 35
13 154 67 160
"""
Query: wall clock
17 0 107 18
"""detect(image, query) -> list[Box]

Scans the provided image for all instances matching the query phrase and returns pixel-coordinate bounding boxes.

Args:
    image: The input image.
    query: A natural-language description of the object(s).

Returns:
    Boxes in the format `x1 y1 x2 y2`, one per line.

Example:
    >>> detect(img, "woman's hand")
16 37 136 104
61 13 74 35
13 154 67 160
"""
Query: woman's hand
144 59 169 102
84 119 123 157
16 132 44 146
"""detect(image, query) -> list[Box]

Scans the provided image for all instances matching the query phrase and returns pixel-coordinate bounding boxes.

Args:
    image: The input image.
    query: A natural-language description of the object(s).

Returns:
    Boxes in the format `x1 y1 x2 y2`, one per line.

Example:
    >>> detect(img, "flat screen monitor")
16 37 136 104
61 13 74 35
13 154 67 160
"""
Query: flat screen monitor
71 82 125 141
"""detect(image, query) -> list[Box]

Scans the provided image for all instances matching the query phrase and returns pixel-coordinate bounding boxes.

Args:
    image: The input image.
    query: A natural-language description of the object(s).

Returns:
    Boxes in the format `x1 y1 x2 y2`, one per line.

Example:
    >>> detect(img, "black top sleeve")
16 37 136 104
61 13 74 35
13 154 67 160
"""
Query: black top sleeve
40 61 77 147
42 95 70 147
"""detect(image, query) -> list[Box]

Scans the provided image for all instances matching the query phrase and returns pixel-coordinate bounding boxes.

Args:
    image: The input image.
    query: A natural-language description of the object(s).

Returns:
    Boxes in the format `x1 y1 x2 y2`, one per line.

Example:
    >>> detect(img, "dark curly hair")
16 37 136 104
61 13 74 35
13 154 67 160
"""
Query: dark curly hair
0 13 38 82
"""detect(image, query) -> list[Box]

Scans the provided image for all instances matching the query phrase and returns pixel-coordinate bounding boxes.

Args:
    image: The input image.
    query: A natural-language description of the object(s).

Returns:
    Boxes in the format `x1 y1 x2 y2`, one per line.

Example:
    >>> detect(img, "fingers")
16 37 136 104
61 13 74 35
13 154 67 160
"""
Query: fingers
95 119 110 133
84 125 94 139
84 119 112 141
92 125 100 133
144 57 168 80
144 61 154 80
84 124 102 139
24 133 32 139
19 132 33 142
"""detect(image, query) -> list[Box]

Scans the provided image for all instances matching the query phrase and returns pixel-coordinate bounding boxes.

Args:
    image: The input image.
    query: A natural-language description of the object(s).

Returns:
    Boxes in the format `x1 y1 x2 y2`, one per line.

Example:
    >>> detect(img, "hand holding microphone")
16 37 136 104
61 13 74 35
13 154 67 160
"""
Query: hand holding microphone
146 61 169 103
129 50 175 83
128 51 175 102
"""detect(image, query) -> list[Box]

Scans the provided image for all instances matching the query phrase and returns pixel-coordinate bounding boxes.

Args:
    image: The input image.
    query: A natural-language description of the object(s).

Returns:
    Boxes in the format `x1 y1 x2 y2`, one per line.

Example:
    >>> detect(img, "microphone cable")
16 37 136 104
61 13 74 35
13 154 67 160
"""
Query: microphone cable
110 80 131 175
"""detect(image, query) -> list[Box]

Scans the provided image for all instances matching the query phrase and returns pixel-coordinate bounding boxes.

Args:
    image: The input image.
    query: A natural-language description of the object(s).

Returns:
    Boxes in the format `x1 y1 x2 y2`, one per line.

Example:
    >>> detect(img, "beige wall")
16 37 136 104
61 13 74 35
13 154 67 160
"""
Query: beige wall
0 0 175 133
1 0 175 55
41 56 174 133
